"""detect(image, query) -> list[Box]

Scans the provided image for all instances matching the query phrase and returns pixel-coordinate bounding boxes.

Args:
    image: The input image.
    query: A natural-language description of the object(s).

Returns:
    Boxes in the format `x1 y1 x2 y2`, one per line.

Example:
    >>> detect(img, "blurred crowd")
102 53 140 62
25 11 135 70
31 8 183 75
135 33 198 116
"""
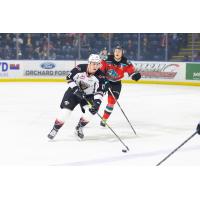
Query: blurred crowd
0 33 198 61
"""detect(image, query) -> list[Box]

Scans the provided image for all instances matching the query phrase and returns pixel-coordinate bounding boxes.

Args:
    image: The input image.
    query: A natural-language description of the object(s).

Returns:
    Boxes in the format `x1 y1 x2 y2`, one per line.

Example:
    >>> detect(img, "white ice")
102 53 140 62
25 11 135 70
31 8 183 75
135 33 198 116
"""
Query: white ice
0 82 200 166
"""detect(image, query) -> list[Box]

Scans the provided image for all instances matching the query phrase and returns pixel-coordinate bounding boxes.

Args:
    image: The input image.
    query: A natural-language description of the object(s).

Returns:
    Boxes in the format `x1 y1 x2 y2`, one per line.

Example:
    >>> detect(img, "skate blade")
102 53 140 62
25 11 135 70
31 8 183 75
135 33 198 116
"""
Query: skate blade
74 131 84 141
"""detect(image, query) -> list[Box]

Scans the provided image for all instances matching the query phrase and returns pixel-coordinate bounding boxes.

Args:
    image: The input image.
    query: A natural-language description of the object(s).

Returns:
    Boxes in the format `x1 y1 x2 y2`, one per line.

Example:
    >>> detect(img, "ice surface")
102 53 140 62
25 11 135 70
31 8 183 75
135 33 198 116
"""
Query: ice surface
0 82 200 165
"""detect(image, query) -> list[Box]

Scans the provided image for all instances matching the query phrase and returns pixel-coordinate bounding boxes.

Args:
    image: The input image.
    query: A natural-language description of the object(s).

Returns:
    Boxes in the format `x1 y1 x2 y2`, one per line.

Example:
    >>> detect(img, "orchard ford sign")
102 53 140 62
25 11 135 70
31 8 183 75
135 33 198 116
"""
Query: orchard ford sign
24 61 69 77
134 63 180 79
24 70 69 76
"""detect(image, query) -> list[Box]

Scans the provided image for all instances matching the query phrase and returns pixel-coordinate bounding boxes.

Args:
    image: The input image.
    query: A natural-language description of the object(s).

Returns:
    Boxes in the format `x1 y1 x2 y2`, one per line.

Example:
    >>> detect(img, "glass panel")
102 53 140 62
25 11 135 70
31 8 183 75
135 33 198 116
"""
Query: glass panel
0 33 19 59
79 33 94 60
20 33 49 60
167 33 189 62
141 33 166 61
80 33 109 60
48 33 78 60
192 33 200 62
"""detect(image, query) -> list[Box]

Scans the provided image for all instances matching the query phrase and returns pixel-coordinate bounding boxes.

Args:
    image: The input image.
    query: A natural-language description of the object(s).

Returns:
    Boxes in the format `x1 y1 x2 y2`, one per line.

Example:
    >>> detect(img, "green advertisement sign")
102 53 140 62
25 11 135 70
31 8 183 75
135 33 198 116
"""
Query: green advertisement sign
186 63 200 80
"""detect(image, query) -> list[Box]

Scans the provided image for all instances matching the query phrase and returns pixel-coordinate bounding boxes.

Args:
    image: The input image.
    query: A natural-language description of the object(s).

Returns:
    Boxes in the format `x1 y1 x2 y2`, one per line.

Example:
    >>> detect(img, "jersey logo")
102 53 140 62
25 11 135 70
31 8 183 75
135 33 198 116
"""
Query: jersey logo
79 80 90 90
107 69 118 77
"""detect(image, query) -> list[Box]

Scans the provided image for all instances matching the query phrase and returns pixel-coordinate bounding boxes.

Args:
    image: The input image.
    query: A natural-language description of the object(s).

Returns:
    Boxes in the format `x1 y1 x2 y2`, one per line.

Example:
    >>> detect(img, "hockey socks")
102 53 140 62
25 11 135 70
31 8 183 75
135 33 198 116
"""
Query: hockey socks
102 104 114 120
100 105 114 127
54 119 64 130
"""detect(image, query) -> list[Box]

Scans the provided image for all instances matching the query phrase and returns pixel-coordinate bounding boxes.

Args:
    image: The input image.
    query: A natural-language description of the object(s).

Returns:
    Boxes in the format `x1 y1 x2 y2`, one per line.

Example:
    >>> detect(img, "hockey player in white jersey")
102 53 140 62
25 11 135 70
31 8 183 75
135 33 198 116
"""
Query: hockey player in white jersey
48 54 107 140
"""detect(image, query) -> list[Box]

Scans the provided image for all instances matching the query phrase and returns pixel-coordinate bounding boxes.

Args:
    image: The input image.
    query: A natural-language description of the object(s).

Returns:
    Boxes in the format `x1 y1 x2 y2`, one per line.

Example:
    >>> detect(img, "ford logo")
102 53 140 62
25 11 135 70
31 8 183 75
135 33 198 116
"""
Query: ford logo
40 62 56 69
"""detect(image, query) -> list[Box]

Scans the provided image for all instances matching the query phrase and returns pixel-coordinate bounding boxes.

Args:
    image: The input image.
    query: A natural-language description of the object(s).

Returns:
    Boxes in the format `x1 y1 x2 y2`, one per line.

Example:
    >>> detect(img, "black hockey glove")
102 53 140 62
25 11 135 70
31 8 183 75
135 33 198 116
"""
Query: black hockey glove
131 72 141 81
89 99 101 115
73 86 85 100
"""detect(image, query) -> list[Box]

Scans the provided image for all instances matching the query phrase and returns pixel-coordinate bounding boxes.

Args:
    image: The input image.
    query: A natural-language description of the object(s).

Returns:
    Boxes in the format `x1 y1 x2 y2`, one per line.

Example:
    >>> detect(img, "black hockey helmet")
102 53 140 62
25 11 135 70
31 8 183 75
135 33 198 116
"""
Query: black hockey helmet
113 44 124 54
114 44 123 50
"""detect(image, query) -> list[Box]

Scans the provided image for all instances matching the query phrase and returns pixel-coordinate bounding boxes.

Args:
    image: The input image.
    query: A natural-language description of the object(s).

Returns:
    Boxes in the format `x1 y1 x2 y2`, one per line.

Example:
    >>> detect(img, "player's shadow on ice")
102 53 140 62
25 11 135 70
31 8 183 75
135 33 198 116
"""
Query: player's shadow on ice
85 133 140 141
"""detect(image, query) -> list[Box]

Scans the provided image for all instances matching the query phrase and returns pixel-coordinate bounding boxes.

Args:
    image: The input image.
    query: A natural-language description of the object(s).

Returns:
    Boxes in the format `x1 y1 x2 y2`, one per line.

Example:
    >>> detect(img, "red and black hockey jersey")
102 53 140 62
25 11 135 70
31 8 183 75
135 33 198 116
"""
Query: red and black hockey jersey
100 55 135 82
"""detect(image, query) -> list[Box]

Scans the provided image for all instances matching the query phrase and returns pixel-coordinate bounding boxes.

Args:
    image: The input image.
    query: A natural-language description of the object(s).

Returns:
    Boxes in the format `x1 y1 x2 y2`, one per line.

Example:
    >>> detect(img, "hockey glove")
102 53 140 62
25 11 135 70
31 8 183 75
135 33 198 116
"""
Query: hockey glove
73 86 85 100
131 72 141 81
89 99 101 115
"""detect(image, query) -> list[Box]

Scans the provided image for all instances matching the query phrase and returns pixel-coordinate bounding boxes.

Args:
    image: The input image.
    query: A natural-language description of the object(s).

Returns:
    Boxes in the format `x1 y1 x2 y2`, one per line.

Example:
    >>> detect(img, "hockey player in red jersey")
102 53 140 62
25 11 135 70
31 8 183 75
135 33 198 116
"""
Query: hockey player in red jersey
48 54 106 140
100 45 141 127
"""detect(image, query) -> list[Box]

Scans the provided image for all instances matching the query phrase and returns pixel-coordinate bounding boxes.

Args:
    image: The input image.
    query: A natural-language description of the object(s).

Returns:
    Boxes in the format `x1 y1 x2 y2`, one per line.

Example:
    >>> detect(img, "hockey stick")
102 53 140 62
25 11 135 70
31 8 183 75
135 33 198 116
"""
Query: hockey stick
84 97 130 152
156 131 199 166
108 88 137 135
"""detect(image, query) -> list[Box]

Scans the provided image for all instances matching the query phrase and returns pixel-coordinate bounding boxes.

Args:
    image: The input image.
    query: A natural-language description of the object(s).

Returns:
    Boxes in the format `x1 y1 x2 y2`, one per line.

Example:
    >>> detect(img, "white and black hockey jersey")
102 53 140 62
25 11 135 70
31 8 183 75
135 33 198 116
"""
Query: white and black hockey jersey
66 64 106 101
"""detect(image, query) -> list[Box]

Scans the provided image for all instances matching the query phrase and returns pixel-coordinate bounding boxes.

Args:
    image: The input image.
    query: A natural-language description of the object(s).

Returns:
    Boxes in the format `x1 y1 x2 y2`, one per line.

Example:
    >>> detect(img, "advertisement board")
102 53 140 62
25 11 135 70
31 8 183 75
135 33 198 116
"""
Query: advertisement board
133 62 185 81
0 61 23 78
23 61 72 78
0 60 200 86
186 63 200 80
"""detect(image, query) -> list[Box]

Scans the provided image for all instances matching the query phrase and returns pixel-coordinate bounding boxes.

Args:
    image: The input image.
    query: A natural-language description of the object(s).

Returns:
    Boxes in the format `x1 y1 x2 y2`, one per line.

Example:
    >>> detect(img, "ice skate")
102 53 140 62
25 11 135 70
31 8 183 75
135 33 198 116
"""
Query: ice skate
75 124 84 139
47 128 58 139
100 119 106 127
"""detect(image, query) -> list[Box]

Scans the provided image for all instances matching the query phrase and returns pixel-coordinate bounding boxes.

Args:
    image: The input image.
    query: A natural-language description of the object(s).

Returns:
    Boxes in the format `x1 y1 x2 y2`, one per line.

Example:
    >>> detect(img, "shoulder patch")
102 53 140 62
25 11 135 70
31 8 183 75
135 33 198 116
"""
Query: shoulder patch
76 64 87 71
